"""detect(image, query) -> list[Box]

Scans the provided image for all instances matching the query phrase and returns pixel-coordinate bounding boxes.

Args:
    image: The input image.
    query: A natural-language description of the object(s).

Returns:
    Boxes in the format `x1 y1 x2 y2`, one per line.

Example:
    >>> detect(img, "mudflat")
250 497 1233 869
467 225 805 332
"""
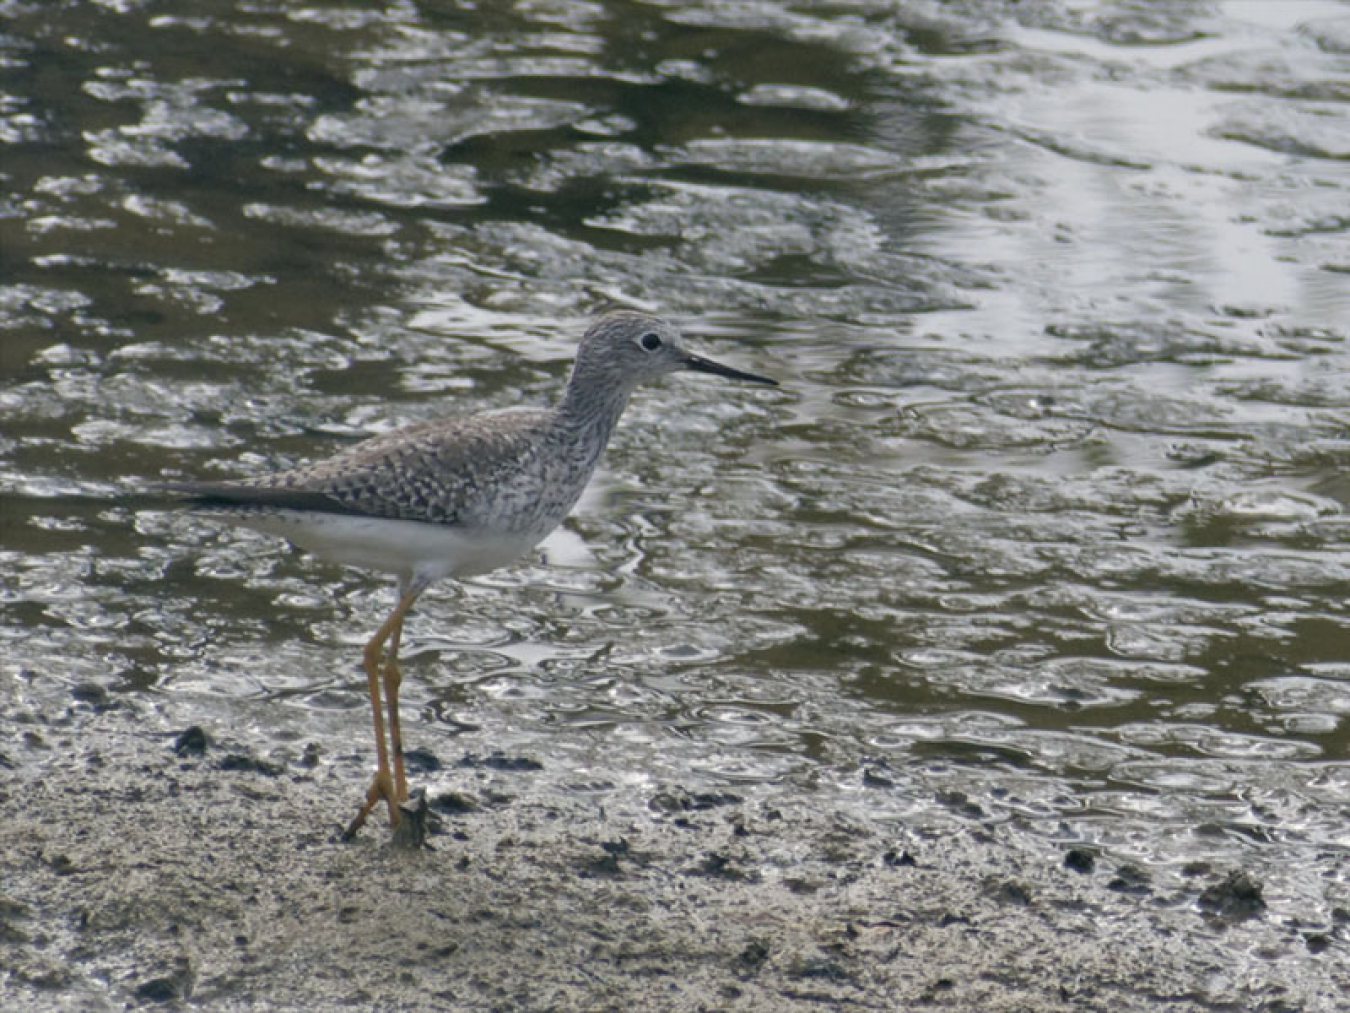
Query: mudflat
2 703 1341 1012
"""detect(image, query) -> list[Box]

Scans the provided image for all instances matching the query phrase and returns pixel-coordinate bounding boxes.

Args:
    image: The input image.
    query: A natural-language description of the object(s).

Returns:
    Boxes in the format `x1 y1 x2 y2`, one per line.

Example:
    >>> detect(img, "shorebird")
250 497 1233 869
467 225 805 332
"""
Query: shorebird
169 311 776 841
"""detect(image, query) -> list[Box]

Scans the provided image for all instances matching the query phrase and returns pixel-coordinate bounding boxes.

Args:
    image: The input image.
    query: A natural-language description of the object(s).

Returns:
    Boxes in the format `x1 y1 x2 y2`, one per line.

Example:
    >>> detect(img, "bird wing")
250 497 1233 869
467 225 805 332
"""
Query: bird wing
169 408 552 526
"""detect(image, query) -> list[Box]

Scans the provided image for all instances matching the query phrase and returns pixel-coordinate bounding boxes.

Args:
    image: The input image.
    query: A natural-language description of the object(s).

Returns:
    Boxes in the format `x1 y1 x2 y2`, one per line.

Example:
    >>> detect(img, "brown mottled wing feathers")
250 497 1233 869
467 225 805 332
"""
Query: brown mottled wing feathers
172 409 550 526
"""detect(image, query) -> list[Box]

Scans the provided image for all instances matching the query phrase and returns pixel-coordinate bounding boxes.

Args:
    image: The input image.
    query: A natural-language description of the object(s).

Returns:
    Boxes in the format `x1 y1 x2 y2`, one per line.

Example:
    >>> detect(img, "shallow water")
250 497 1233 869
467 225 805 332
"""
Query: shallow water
2 0 1347 924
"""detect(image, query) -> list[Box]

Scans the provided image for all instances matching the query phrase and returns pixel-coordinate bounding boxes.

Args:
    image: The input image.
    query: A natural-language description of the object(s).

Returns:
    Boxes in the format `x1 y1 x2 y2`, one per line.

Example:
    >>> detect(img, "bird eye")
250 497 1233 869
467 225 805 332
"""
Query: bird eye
639 332 662 352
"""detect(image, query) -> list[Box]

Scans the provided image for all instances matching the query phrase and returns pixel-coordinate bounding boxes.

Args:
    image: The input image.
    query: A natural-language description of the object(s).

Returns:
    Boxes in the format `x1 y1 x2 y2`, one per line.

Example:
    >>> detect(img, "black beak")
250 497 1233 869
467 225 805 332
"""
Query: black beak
683 352 778 386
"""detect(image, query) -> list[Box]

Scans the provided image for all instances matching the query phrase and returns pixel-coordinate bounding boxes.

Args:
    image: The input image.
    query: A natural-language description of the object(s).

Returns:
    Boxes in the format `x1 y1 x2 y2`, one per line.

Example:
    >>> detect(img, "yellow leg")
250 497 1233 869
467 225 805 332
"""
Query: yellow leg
384 616 408 804
341 586 421 840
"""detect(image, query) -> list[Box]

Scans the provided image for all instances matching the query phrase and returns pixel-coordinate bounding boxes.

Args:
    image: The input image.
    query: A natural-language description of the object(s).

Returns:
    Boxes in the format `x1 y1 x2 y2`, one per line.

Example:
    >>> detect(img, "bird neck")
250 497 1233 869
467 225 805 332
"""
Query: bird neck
552 368 634 456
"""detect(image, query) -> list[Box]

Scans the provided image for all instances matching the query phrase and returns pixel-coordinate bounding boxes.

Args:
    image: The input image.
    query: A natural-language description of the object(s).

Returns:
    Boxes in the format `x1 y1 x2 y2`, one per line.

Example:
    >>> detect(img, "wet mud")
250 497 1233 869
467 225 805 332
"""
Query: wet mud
3 707 1343 1012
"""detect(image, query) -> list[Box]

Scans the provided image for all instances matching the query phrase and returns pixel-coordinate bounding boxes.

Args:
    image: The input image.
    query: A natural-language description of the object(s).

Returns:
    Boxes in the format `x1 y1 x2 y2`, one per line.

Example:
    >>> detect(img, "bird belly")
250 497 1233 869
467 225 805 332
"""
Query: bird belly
225 510 544 582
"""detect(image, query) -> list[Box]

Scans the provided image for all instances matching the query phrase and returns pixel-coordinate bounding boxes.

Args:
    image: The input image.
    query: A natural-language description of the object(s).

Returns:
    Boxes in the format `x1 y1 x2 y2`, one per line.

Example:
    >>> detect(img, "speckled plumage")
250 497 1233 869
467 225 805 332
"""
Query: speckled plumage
173 311 776 588
187 408 571 528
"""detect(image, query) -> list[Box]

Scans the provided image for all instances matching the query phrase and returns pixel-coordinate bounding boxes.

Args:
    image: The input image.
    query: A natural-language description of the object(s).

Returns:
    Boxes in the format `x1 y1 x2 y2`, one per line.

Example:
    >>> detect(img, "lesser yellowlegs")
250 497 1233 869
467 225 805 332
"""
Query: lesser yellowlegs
169 311 777 840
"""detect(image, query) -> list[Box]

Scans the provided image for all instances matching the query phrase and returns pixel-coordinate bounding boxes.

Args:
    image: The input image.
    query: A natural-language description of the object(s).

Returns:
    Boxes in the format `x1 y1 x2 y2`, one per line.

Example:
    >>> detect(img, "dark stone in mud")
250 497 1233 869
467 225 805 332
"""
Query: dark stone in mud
862 765 894 788
403 747 441 773
430 791 477 814
458 751 542 772
391 789 432 849
70 682 110 709
1108 864 1152 895
133 976 179 1003
217 752 284 777
916 978 961 1005
171 725 207 756
1064 847 1096 874
1198 870 1266 922
1304 933 1331 954
131 958 192 1004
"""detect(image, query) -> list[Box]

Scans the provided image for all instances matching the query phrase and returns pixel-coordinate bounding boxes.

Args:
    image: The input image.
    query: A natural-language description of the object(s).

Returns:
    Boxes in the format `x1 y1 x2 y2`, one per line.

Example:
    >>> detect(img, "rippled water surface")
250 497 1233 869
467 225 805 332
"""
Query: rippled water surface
3 0 1347 905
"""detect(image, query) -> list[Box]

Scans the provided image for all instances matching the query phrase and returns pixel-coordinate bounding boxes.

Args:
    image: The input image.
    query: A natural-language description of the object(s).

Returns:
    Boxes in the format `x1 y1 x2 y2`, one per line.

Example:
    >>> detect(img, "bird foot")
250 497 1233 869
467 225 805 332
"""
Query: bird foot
339 768 399 842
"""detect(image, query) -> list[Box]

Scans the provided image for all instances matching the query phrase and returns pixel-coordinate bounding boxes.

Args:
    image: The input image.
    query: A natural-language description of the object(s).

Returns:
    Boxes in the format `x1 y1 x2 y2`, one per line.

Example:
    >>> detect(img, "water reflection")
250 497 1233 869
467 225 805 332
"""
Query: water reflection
1 0 1346 895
